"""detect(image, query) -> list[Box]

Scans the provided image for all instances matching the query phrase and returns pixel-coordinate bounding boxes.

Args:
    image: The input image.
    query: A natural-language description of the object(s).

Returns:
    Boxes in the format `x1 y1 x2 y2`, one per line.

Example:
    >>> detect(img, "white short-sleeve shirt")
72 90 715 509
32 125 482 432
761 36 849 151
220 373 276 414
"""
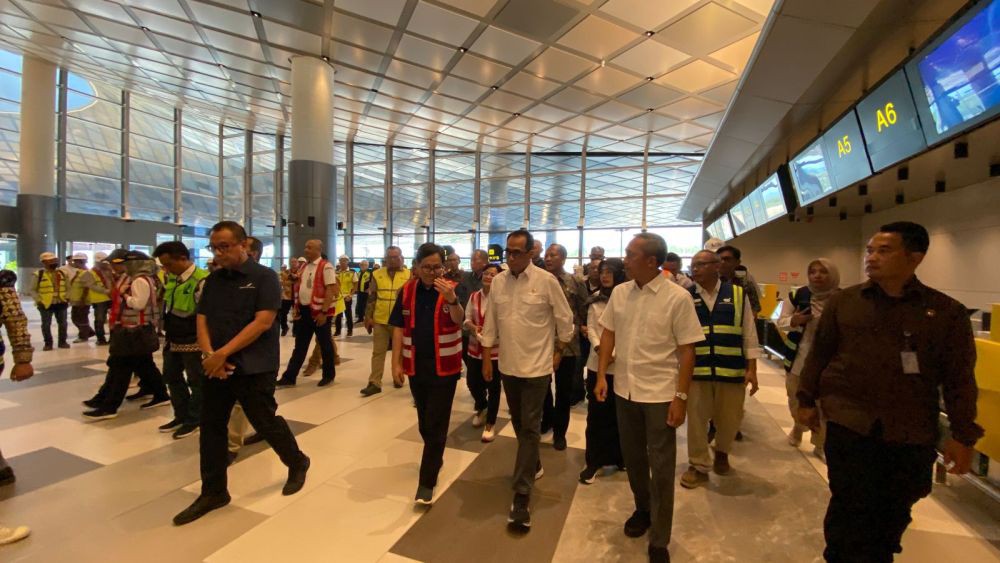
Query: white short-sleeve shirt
298 258 337 305
600 274 705 403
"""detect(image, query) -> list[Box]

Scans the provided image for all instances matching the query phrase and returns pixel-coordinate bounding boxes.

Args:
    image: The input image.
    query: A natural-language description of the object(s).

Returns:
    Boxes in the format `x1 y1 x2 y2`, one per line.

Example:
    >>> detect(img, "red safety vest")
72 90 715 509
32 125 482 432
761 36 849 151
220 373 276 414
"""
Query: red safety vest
465 290 498 361
400 278 463 377
292 259 336 319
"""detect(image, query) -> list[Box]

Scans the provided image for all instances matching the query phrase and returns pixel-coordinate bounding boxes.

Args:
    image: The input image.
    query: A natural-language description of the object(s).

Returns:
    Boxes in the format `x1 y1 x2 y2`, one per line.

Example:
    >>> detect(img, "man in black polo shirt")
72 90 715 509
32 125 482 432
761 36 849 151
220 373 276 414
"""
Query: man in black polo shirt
173 221 310 526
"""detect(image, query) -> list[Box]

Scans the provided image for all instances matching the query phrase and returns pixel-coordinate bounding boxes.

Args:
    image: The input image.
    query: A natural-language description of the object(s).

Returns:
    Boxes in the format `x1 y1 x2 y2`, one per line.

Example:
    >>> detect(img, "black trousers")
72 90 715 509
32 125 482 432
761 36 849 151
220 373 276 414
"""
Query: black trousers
335 310 353 333
278 300 293 333
96 353 169 412
282 313 335 383
38 303 68 346
200 369 306 496
574 340 590 404
71 304 94 339
162 348 204 426
584 370 623 468
541 355 576 440
354 293 368 321
92 302 109 341
409 372 459 489
465 356 502 425
823 422 936 563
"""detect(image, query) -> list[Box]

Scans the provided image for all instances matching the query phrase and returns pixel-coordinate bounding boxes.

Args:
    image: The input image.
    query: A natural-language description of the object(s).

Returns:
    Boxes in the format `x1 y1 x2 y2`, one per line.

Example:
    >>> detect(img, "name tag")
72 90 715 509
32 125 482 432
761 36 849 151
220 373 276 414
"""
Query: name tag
901 351 920 374
402 309 410 316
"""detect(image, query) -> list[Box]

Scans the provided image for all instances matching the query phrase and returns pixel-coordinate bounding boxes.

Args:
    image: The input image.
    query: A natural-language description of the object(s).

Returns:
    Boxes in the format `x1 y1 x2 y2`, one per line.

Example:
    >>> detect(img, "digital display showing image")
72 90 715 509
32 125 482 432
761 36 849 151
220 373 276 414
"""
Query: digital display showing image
789 138 834 206
856 70 927 171
759 174 787 221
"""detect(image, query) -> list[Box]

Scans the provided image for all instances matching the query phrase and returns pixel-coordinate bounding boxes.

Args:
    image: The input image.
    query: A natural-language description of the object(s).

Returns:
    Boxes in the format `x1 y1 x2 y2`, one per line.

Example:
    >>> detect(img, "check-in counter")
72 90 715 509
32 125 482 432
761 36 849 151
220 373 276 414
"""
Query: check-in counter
975 337 1000 460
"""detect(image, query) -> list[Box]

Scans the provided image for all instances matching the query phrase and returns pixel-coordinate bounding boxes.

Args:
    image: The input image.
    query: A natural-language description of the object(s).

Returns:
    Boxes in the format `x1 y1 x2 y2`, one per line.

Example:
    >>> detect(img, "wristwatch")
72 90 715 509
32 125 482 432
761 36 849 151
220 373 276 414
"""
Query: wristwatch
674 391 688 401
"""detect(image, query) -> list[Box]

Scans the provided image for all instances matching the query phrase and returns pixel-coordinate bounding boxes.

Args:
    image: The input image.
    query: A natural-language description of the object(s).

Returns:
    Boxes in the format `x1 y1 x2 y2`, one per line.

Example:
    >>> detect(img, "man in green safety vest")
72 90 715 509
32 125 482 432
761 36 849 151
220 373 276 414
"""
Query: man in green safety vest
153 241 209 440
681 250 759 489
67 253 96 343
31 252 69 351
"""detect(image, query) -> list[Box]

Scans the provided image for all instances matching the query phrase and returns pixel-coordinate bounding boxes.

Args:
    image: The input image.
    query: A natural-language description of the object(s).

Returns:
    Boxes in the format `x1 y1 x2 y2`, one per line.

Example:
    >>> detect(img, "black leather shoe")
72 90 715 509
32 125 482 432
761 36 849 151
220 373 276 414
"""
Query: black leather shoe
275 378 296 388
624 510 652 538
553 436 567 451
282 455 310 496
173 494 231 526
244 433 264 445
317 378 334 387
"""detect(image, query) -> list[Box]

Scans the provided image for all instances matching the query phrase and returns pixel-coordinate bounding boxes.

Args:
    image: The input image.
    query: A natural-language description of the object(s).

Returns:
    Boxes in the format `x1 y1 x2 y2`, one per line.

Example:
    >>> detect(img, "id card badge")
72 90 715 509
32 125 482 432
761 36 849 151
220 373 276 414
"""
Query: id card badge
901 351 920 374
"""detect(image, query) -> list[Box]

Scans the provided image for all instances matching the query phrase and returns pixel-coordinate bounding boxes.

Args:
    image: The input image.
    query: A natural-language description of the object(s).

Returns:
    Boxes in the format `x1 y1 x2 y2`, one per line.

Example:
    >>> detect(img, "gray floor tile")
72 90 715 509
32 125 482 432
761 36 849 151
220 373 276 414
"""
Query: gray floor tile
397 415 510 454
0 447 103 501
454 435 585 500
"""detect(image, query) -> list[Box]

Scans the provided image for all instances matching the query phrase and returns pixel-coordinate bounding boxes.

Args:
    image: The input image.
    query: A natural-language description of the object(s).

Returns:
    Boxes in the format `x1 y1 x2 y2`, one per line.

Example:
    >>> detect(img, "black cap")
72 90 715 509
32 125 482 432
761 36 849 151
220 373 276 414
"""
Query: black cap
122 250 151 262
107 249 130 263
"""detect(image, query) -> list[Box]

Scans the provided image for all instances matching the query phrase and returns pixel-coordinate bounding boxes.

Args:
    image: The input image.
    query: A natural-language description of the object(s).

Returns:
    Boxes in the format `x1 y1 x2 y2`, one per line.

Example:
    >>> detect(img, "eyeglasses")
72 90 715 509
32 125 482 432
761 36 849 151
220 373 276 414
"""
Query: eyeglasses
690 261 719 269
504 248 527 258
205 243 238 254
420 264 445 273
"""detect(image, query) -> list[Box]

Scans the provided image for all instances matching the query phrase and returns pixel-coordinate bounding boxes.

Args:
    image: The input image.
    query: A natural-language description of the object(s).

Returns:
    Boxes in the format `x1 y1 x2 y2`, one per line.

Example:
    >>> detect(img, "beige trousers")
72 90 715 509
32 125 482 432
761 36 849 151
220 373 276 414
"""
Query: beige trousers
687 380 746 473
304 336 339 374
368 322 392 387
785 372 826 449
227 404 249 453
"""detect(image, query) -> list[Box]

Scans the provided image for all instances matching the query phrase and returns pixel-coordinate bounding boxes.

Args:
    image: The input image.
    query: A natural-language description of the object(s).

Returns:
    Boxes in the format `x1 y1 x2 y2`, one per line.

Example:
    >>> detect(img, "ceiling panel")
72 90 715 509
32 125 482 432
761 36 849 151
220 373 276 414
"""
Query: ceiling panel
522 46 594 82
557 14 634 60
396 33 458 71
336 0 406 27
655 2 758 56
407 1 479 46
599 0 700 30
656 60 735 93
450 53 511 85
574 66 640 97
611 39 689 78
469 25 540 66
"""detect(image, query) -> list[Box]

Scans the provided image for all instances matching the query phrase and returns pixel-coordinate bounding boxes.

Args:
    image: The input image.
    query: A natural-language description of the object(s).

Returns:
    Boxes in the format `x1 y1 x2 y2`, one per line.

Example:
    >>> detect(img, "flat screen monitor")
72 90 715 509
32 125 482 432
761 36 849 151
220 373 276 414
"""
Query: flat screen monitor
730 199 751 235
856 69 927 171
707 215 733 241
907 0 1000 145
824 110 873 189
729 172 788 235
789 137 834 206
758 173 787 222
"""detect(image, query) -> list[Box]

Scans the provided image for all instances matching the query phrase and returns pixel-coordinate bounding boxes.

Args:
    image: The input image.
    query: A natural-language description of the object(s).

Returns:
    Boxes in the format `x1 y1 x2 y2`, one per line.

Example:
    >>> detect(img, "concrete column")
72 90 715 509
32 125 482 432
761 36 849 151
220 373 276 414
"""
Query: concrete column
287 56 337 259
16 55 58 290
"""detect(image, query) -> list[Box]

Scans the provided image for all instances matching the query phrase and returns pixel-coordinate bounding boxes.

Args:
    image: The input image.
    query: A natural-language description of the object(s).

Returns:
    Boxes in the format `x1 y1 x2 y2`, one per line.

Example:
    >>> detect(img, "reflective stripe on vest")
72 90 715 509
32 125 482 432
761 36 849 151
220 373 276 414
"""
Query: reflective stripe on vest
372 267 411 325
465 290 498 360
782 286 811 371
68 270 87 303
690 281 745 382
164 267 208 318
337 269 355 299
115 275 159 328
35 270 66 308
400 278 463 376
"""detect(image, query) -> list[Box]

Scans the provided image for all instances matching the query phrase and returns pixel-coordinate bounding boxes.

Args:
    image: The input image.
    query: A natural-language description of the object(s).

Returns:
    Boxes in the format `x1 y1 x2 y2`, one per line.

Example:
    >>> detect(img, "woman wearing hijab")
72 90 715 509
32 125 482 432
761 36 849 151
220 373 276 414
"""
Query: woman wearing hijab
776 257 840 462
579 258 627 484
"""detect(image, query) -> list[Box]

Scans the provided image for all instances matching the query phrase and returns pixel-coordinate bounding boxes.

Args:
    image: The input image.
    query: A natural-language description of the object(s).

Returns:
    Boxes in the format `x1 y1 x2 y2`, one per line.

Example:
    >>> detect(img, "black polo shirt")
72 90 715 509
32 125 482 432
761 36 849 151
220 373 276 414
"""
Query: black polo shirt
197 257 281 374
389 282 442 376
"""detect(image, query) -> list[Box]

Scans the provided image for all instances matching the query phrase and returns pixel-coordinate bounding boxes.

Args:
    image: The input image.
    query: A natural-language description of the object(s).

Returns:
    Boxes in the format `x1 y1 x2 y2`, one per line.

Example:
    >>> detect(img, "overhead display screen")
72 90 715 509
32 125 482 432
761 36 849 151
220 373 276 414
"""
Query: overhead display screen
729 172 788 235
707 215 734 241
856 70 927 171
907 0 1000 144
790 111 873 206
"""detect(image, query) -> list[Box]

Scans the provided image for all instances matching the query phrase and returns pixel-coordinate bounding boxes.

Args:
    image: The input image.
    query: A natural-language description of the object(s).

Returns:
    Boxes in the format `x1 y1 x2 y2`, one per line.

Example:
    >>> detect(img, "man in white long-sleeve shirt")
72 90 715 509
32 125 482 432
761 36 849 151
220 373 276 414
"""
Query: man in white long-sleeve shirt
481 229 574 532
83 250 169 420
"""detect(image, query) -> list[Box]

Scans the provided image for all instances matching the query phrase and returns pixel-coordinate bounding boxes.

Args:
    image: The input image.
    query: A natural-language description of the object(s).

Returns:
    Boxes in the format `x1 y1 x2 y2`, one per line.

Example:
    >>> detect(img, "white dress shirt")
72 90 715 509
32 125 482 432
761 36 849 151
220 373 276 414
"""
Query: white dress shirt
298 257 336 305
123 276 151 310
693 279 760 360
586 299 614 373
599 274 705 403
480 262 575 377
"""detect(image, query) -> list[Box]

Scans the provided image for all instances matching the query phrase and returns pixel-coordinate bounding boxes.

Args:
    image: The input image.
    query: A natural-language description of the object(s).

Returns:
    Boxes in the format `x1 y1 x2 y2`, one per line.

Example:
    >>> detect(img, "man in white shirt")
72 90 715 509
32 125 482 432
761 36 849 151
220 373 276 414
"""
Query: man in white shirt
682 250 759 489
481 229 574 532
278 240 338 387
594 233 704 563
662 252 694 289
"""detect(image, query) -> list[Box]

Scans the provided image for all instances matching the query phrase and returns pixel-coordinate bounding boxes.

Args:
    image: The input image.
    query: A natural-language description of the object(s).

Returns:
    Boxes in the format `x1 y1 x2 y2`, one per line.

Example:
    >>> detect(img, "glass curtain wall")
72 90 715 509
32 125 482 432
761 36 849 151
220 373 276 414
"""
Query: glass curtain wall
0 50 21 207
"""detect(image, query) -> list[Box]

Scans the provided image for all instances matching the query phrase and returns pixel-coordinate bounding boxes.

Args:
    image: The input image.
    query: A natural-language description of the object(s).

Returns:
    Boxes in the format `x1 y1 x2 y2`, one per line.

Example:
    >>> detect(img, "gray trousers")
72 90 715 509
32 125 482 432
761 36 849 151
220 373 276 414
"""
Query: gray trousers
616 395 677 548
501 373 550 496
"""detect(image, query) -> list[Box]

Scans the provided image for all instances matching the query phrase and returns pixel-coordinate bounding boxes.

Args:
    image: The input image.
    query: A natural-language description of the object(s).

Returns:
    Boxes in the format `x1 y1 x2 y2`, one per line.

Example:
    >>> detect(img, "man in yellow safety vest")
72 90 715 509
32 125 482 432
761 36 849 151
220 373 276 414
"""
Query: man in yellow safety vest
31 252 69 351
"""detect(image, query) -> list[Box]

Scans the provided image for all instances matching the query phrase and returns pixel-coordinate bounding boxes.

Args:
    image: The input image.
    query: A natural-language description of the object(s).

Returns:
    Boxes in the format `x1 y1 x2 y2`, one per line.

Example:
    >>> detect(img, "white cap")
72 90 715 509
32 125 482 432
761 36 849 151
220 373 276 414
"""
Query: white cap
95 252 108 261
72 252 87 261
339 254 349 261
297 257 307 263
39 252 57 261
704 237 725 252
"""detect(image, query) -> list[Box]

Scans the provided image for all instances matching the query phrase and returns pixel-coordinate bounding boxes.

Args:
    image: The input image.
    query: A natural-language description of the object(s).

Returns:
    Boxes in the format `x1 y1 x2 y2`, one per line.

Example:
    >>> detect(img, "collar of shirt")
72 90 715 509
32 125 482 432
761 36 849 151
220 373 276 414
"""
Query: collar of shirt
309 257 324 266
510 262 541 280
222 258 254 277
860 275 926 302
177 263 197 283
695 278 721 296
631 272 667 294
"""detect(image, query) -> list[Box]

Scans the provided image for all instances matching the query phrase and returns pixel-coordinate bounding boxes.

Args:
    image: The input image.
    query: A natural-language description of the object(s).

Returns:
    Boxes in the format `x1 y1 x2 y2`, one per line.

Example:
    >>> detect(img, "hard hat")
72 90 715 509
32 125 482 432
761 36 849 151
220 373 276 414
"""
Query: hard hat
39 252 57 261
72 252 87 261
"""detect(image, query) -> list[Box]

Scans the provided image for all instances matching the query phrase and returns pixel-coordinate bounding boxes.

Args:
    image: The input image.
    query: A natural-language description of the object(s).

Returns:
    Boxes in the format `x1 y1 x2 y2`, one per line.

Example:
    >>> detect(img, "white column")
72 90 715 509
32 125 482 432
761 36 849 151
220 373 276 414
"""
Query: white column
19 55 57 196
290 56 334 164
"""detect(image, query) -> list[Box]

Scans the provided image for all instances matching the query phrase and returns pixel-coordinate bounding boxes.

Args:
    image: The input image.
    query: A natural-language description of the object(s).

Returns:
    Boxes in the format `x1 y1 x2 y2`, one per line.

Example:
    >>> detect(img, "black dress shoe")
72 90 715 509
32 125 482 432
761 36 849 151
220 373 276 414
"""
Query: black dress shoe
172 494 231 526
244 433 264 445
276 378 296 388
282 455 310 496
58 342 71 349
126 390 152 402
624 510 652 538
82 398 101 409
0 466 15 486
553 436 567 451
317 378 334 387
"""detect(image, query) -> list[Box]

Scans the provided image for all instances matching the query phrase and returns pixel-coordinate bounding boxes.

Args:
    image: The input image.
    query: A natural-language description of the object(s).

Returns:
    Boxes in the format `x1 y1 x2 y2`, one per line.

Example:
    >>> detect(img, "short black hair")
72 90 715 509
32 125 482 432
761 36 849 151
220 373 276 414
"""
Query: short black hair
441 245 456 257
507 229 534 251
547 243 567 259
482 263 502 275
211 220 247 241
880 221 929 253
247 236 263 256
716 245 741 261
416 242 445 264
153 241 190 260
665 252 681 263
633 233 667 266
385 245 402 256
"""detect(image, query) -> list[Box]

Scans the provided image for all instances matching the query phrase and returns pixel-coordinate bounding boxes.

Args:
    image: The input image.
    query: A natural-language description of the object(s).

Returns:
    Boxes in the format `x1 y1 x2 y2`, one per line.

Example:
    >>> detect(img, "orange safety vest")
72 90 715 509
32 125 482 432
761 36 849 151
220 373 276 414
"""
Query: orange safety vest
400 278 463 377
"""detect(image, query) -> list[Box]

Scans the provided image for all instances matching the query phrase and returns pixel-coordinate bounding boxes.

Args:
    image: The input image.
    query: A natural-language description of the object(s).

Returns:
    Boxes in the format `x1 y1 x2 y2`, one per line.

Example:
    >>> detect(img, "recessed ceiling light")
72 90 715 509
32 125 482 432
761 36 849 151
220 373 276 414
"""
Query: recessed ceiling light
321 55 329 61
645 76 654 81
645 31 655 37
370 88 378 93
458 47 467 53
512 112 520 117
140 26 149 31
600 59 606 68
218 63 225 68
491 85 498 91
250 10 262 18
646 108 654 112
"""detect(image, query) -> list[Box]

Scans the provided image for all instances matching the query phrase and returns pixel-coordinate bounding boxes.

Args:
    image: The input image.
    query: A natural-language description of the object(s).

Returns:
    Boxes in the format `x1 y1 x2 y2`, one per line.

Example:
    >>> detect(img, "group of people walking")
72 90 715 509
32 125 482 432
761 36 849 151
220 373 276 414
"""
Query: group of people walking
0 220 984 562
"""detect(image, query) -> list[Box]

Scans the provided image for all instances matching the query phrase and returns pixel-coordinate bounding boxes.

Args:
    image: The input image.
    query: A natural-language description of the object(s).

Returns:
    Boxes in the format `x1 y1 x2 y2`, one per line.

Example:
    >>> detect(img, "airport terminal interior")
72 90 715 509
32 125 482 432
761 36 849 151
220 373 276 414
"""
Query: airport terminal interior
0 0 999 561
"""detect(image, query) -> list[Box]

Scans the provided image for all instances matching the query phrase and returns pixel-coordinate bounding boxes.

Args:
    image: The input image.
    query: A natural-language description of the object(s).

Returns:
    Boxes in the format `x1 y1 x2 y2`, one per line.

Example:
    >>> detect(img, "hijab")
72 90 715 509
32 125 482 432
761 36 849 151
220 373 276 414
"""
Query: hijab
806 257 840 317
589 258 625 304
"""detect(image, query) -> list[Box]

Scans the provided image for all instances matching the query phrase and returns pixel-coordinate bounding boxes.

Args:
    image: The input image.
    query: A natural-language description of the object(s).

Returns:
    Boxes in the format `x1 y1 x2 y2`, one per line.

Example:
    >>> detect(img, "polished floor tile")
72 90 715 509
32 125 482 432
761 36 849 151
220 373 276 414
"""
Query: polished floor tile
0 446 102 501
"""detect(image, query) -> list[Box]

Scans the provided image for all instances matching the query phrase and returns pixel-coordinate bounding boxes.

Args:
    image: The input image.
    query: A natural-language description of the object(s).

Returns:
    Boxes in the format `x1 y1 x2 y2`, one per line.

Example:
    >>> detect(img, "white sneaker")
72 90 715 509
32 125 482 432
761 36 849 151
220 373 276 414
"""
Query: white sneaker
0 524 30 546
787 428 803 447
471 410 486 428
481 425 496 443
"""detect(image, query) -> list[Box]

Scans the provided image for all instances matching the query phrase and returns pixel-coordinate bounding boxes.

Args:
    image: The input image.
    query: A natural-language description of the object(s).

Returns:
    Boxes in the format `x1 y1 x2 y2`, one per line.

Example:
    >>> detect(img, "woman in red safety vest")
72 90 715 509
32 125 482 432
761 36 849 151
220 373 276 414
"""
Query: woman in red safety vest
464 262 503 443
390 242 465 507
